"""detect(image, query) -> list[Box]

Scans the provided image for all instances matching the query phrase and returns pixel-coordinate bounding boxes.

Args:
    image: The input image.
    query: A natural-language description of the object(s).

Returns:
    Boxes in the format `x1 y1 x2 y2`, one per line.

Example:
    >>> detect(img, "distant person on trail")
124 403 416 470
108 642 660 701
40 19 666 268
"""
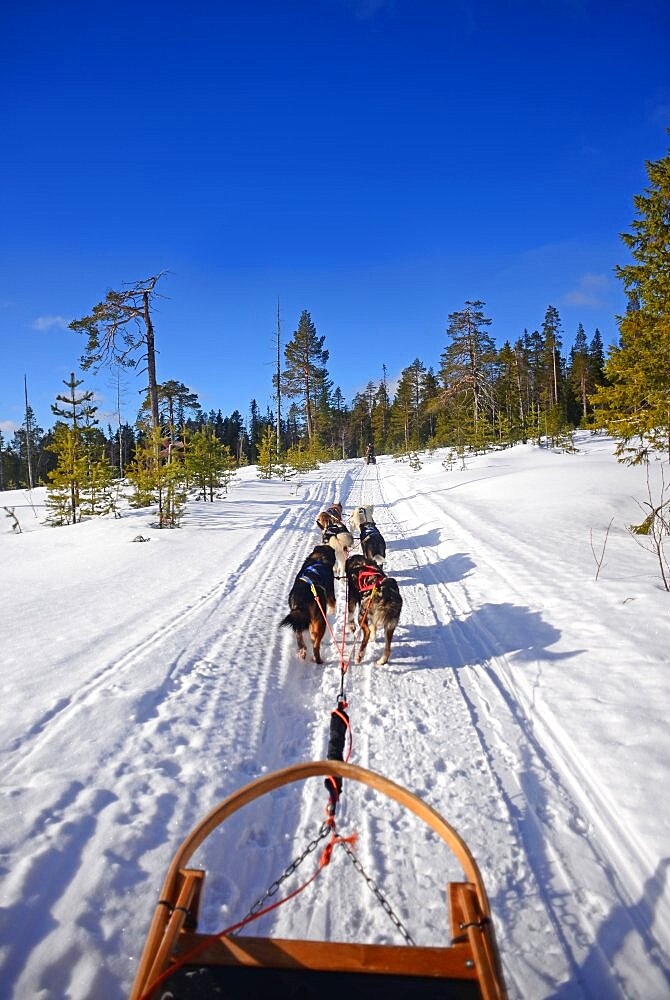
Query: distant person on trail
365 443 375 465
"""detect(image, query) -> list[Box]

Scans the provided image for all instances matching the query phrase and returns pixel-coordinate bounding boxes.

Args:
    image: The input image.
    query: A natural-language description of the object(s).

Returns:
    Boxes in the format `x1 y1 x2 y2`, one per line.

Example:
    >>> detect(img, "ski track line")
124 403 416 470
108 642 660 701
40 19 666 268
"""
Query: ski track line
194 464 371 938
4 469 365 996
387 487 600 939
337 465 585 992
4 470 347 785
1 502 302 779
411 481 670 973
274 463 512 953
383 473 667 996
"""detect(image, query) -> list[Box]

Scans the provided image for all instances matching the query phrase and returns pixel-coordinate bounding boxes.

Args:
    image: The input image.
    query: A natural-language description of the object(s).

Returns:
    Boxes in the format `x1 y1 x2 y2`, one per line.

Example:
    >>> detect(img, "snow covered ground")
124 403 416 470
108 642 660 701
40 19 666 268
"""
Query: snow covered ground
1 432 669 999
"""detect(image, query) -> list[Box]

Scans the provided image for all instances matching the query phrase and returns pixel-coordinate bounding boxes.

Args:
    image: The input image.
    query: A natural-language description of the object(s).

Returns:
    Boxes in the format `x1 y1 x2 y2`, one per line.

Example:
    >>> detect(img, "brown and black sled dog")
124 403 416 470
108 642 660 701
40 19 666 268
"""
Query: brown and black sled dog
348 505 386 568
280 545 336 663
345 554 402 665
315 502 354 579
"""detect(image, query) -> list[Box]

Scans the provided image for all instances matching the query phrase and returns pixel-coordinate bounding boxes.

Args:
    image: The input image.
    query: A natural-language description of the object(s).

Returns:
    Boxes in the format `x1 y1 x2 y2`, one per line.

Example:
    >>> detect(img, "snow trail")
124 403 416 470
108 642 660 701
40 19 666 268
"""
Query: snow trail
1 442 668 999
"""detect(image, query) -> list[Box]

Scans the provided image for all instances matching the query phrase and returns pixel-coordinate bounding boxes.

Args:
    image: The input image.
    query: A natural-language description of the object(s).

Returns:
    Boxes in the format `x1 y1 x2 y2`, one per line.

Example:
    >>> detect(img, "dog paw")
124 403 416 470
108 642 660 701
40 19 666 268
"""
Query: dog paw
298 648 307 660
375 656 389 666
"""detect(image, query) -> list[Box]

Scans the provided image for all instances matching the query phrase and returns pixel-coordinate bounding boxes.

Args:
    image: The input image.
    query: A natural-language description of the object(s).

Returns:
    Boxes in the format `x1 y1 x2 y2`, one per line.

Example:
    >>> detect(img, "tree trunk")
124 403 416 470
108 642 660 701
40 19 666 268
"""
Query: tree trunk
144 291 160 431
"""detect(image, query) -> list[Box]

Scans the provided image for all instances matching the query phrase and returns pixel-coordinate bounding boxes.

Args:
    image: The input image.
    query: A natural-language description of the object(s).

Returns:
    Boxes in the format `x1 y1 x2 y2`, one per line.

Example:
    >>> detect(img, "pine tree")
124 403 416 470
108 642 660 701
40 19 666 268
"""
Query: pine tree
589 328 606 389
138 380 201 440
186 427 235 500
45 374 103 522
248 399 262 463
540 306 564 408
281 310 330 443
70 272 166 431
389 365 420 453
45 425 88 525
495 341 526 445
12 407 45 487
257 425 279 479
438 300 496 444
591 142 670 461
350 391 373 455
371 379 391 453
79 456 118 517
568 323 591 422
127 427 187 526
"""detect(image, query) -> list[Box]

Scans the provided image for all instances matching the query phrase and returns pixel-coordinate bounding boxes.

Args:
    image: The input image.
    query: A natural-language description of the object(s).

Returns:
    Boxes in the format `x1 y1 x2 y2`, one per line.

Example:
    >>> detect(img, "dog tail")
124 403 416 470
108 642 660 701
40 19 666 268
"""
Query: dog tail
280 608 311 632
381 577 402 613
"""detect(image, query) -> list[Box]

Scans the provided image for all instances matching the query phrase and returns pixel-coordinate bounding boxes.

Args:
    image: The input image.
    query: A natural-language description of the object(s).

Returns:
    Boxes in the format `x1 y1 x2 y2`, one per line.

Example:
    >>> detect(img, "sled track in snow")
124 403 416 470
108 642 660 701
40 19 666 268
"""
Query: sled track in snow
360 464 669 992
402 484 670 982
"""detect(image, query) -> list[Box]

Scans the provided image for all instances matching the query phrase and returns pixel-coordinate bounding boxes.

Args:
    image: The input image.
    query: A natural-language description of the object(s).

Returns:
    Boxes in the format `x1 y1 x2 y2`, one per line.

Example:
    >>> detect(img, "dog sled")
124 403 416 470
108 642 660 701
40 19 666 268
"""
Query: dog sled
129 760 507 1000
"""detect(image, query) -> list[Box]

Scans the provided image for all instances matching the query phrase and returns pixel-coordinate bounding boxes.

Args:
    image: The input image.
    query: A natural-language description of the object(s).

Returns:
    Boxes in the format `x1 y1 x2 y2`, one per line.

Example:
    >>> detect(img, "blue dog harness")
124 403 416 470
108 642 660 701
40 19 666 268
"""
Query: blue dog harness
360 523 382 545
298 561 332 592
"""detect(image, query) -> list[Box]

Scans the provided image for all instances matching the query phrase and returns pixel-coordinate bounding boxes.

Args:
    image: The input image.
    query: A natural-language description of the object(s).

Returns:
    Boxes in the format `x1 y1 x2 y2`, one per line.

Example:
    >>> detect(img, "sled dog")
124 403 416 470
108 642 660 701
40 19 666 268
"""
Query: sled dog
280 545 337 663
348 505 386 568
345 554 402 665
316 502 354 579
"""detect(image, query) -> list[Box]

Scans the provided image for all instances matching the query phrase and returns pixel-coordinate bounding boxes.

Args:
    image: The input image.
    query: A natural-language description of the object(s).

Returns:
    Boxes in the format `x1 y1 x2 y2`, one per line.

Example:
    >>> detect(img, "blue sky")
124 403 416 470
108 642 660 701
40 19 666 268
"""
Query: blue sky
1 0 669 436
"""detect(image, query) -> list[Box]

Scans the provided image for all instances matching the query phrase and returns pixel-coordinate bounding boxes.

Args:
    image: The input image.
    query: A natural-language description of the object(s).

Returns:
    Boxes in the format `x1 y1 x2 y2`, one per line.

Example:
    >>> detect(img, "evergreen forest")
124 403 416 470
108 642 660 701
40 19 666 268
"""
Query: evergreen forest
2 140 668 527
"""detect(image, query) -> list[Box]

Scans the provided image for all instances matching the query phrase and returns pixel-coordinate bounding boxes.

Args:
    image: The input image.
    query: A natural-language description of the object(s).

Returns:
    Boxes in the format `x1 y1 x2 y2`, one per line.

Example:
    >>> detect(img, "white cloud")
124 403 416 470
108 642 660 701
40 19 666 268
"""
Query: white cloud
564 272 609 308
1 419 19 436
33 315 70 331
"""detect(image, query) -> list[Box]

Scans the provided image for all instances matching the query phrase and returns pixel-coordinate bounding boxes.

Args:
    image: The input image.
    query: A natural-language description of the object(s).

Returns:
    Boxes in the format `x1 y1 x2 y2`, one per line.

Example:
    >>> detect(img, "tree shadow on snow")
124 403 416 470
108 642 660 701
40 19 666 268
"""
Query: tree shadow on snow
387 527 443 552
399 602 581 671
546 853 670 995
391 552 475 587
501 744 670 998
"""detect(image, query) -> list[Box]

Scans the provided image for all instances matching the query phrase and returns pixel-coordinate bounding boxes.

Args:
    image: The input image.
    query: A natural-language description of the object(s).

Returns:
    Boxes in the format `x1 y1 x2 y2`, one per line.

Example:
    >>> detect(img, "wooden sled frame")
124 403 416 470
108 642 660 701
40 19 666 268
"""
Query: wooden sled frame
129 760 507 1000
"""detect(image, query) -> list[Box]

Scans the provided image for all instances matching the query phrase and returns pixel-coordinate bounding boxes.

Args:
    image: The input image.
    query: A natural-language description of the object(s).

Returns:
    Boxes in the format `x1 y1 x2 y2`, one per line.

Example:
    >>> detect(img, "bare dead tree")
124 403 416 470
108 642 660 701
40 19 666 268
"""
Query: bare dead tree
3 507 22 533
70 272 167 431
276 298 281 461
589 517 614 582
629 465 670 591
24 375 34 490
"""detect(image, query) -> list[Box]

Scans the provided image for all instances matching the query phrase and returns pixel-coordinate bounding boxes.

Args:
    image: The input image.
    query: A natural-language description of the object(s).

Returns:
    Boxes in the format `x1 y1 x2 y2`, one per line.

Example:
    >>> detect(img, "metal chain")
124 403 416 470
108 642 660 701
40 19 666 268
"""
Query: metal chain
232 821 332 935
340 841 415 945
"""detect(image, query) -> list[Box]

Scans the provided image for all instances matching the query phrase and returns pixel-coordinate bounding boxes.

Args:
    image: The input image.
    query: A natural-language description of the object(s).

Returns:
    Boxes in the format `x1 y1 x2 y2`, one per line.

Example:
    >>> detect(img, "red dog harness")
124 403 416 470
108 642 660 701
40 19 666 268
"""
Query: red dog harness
357 566 385 593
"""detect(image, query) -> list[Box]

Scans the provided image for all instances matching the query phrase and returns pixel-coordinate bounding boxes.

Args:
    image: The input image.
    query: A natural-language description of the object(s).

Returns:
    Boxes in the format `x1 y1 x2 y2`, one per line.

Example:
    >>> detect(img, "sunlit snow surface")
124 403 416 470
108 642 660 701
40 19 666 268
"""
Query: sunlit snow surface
1 432 669 998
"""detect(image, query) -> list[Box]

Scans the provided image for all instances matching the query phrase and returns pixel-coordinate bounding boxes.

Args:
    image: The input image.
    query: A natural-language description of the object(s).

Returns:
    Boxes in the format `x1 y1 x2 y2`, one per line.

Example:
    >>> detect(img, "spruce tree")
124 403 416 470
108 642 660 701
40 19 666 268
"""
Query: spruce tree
591 142 670 461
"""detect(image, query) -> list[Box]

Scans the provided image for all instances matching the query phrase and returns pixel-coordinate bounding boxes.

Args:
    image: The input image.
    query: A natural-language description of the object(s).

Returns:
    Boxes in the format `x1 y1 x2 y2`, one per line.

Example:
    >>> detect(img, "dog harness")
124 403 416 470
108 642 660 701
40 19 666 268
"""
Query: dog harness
298 561 332 592
359 523 382 545
357 566 385 593
322 523 349 543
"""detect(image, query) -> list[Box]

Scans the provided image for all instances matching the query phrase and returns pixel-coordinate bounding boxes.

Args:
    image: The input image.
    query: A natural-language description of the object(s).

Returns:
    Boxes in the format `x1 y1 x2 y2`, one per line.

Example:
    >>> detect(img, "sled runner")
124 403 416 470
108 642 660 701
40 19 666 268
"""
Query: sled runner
129 761 507 1000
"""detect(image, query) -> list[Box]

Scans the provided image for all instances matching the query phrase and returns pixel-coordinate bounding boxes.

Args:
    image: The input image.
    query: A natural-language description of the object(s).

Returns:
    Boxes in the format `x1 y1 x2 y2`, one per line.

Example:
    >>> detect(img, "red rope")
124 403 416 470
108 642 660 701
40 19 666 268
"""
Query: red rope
310 585 343 660
137 831 355 1000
